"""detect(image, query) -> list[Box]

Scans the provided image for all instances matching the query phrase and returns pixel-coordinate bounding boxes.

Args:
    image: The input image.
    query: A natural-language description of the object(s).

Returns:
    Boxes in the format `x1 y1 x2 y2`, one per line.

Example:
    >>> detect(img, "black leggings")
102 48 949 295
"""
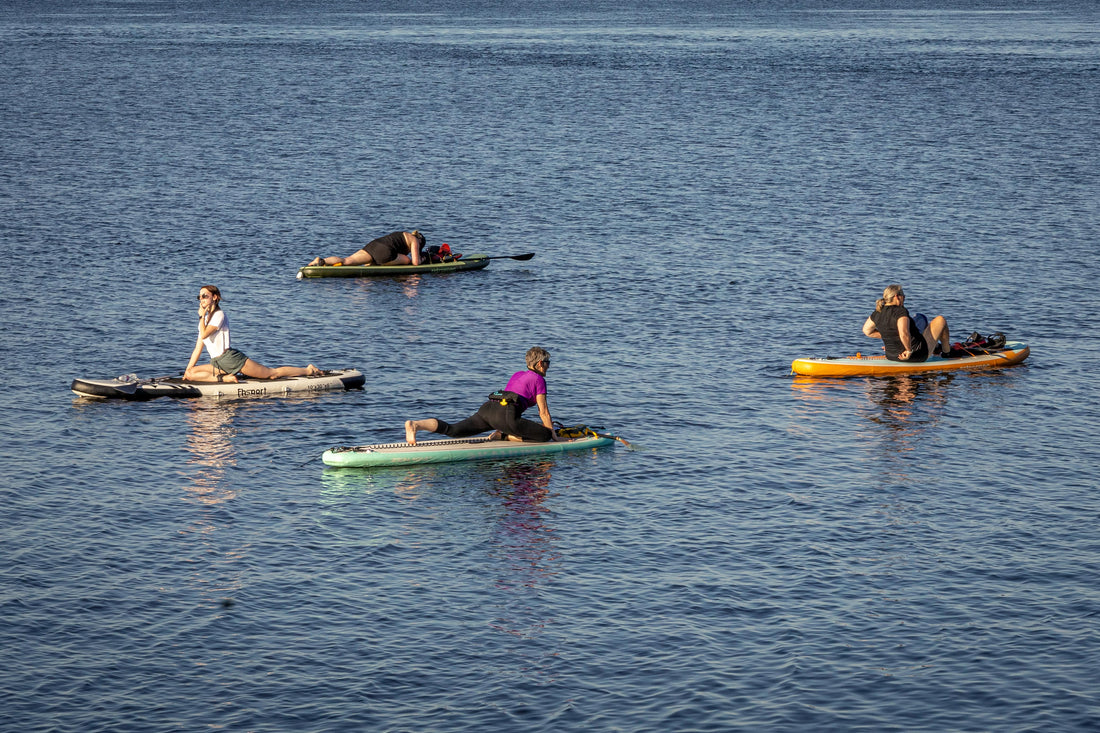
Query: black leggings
436 399 553 442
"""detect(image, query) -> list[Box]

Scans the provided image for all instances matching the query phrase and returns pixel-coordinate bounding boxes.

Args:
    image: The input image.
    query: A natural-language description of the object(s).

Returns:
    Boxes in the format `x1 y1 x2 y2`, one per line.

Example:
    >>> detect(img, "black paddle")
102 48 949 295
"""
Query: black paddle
483 252 535 261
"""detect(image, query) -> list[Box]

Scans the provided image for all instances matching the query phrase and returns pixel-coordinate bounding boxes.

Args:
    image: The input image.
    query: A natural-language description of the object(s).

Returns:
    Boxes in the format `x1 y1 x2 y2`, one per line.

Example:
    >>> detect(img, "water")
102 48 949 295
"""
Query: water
3 1 1099 730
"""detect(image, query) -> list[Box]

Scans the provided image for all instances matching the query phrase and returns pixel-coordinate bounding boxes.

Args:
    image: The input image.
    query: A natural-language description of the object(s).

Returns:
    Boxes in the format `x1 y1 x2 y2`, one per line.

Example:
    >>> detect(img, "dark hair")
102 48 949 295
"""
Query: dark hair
201 285 222 309
199 285 222 325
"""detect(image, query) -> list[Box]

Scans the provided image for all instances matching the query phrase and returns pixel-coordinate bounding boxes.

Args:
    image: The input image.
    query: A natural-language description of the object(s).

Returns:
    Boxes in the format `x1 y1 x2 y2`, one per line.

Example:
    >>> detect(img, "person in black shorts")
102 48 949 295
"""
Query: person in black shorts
307 231 425 267
862 284 952 362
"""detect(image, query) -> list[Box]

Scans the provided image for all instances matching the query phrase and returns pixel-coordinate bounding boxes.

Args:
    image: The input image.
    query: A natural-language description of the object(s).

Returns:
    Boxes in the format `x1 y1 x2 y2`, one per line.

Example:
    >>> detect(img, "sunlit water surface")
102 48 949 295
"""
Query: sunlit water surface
2 1 1099 730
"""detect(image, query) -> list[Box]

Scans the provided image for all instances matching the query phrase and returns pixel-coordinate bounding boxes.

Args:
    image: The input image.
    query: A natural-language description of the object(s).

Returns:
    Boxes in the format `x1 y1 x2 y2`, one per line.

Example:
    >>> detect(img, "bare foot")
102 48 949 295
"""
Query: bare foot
307 364 323 376
308 257 323 266
405 420 417 446
488 430 503 440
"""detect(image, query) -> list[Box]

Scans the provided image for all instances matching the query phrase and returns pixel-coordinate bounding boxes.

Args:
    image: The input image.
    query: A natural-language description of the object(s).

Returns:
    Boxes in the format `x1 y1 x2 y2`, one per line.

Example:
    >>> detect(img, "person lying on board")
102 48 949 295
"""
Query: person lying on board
405 347 558 446
307 230 425 267
862 284 952 362
184 285 323 383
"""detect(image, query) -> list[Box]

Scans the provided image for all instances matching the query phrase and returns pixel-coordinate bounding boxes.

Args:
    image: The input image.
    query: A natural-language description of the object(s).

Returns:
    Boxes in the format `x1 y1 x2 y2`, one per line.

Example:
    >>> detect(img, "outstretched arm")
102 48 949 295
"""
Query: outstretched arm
406 232 422 266
186 309 220 371
186 332 205 372
535 393 557 440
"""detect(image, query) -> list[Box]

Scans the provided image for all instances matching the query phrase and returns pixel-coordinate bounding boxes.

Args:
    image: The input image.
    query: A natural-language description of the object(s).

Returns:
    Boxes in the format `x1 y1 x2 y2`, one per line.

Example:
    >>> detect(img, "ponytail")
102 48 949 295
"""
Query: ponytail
876 284 904 312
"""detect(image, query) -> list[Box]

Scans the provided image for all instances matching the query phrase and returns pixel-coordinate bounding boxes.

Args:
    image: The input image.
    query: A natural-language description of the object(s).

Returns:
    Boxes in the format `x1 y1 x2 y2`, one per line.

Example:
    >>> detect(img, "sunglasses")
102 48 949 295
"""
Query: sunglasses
198 294 213 301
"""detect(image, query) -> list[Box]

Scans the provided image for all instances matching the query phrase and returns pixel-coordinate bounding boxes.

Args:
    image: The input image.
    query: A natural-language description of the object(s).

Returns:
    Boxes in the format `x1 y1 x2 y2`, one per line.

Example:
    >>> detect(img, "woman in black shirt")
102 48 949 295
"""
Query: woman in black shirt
307 230 425 267
862 284 952 361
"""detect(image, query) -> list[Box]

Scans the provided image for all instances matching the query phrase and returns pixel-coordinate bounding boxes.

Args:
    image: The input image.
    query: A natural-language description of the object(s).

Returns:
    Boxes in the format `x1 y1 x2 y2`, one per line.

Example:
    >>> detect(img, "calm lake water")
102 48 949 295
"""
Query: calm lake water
3 1 1099 730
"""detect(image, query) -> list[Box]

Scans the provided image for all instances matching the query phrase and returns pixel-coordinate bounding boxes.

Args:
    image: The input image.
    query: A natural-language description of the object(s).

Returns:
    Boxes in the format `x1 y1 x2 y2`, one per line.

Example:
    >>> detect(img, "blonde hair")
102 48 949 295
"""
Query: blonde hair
525 346 551 370
875 284 904 312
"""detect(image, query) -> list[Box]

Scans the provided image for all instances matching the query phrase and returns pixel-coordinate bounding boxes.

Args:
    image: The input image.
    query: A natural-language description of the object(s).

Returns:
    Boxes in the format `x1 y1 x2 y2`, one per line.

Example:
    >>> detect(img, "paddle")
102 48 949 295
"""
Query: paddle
483 252 535 261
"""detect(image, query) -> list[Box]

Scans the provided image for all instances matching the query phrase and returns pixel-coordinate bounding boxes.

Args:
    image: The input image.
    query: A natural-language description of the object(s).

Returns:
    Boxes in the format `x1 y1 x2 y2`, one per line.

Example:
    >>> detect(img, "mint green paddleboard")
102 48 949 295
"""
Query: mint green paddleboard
322 434 617 468
297 255 490 279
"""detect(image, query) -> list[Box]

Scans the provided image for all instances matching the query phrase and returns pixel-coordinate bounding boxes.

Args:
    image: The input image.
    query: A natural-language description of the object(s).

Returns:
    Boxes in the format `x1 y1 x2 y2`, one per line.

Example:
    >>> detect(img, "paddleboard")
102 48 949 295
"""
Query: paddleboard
297 255 490 279
71 368 365 400
790 341 1029 378
322 434 617 468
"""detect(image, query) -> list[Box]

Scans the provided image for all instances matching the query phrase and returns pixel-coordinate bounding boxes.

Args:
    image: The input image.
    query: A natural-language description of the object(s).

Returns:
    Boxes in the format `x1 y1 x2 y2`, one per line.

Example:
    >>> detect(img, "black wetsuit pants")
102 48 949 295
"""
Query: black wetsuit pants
436 398 553 442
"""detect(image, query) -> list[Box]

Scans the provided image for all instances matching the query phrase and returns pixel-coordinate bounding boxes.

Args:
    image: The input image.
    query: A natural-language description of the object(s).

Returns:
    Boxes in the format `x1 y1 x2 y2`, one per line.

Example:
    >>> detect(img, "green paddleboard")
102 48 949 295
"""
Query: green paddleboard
297 255 490 279
322 434 617 468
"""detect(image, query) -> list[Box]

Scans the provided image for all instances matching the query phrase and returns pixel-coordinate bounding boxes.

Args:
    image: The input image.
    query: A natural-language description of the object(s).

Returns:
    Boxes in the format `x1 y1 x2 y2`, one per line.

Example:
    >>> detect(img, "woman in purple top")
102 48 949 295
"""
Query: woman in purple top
405 347 556 445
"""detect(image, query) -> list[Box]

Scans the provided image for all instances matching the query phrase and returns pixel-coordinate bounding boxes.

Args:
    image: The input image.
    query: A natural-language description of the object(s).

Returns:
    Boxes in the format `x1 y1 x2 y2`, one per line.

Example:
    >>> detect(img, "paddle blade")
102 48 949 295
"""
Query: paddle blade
484 252 536 261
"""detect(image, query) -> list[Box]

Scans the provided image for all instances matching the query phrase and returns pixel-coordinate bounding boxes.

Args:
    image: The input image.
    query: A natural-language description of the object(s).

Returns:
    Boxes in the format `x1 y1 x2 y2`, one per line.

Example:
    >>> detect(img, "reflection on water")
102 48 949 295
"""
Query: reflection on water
860 374 952 443
790 374 951 484
401 274 422 300
183 401 240 504
861 374 950 485
318 465 384 500
488 461 557 596
180 401 246 605
485 460 562 686
790 373 951 443
320 458 562 643
337 273 423 305
318 462 446 502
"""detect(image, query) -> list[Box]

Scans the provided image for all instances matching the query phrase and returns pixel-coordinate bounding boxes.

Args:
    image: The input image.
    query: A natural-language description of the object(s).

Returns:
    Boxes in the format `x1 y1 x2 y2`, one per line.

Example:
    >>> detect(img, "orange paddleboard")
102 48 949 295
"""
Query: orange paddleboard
791 342 1029 378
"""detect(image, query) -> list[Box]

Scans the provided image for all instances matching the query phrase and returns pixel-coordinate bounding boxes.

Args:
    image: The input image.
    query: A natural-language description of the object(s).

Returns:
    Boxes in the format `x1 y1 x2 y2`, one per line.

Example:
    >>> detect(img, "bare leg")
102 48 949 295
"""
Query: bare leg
405 419 440 445
341 249 375 266
238 359 322 379
309 249 375 267
183 364 240 383
924 316 950 355
183 364 217 382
